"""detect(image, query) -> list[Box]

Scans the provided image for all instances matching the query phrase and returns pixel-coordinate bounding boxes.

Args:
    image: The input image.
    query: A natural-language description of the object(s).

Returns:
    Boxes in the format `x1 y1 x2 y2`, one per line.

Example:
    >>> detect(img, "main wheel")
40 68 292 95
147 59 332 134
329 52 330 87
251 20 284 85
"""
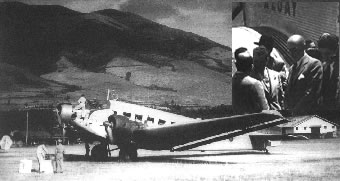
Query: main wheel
118 144 138 162
118 148 128 161
91 144 108 161
127 145 138 161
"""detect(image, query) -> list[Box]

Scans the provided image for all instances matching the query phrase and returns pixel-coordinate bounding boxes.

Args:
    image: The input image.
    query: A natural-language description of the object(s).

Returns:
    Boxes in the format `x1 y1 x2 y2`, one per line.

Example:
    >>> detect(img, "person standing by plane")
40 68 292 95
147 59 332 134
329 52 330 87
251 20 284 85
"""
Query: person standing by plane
285 35 323 114
74 94 86 119
232 47 269 114
251 46 284 110
55 139 65 173
318 33 339 109
36 143 48 173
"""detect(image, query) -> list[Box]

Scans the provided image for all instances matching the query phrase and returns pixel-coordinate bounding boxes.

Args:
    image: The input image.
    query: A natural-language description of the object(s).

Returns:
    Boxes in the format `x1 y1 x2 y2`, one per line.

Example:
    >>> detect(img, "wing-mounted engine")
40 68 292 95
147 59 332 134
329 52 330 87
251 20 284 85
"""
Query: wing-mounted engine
103 114 144 161
104 115 144 146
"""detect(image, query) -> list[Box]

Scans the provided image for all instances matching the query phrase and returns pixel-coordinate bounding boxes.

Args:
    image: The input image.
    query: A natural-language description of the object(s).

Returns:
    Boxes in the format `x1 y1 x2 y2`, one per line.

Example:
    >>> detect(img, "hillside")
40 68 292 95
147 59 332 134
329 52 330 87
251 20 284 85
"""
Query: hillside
0 63 79 110
0 2 231 110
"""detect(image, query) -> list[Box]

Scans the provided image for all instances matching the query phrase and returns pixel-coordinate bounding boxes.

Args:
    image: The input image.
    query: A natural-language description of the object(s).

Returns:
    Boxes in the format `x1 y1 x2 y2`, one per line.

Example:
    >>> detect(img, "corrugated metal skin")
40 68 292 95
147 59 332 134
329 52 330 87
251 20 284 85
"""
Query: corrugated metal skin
289 2 338 41
244 2 339 43
252 26 294 65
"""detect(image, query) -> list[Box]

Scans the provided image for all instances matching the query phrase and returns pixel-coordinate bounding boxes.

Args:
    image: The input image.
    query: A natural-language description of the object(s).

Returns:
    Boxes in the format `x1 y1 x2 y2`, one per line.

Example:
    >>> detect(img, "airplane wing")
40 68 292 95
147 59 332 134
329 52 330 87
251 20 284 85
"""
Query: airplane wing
132 110 287 151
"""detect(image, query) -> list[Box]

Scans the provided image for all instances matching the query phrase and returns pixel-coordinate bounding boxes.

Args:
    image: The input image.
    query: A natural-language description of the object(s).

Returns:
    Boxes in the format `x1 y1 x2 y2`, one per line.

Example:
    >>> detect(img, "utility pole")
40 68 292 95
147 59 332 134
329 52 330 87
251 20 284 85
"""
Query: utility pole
25 110 28 145
62 123 65 144
337 2 340 108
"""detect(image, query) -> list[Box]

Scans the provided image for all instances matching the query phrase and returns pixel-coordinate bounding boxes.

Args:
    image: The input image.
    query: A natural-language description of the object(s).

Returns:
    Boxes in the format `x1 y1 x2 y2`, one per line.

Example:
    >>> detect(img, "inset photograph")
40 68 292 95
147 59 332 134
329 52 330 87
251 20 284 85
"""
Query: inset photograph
232 1 339 114
232 2 340 180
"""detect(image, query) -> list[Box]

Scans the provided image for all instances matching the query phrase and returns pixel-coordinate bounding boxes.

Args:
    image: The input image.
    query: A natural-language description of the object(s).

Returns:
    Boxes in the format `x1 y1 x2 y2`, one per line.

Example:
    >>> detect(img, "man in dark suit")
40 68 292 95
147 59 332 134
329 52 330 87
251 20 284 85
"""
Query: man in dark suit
285 35 323 114
318 33 339 109
251 46 284 110
232 47 269 115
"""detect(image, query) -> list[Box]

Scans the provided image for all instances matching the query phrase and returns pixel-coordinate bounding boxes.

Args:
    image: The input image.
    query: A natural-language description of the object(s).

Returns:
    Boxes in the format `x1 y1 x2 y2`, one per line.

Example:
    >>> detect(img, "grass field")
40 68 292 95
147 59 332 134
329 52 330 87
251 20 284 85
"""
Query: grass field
1 138 339 181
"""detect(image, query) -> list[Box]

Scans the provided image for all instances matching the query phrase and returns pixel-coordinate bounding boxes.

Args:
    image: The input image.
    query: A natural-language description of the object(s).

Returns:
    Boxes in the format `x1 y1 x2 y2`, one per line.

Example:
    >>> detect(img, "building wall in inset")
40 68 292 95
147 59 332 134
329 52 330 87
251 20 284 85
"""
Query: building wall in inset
244 2 339 43
293 118 337 134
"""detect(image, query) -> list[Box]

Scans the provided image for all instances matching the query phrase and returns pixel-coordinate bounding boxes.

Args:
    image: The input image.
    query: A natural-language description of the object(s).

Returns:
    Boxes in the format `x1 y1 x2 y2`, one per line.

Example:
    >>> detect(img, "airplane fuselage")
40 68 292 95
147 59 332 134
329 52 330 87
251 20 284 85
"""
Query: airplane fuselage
66 100 281 152
71 100 198 139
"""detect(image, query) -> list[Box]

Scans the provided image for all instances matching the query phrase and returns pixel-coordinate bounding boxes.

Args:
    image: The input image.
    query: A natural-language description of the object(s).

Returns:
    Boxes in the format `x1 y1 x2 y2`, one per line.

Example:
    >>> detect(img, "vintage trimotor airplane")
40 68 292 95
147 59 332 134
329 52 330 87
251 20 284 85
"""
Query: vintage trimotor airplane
56 90 288 161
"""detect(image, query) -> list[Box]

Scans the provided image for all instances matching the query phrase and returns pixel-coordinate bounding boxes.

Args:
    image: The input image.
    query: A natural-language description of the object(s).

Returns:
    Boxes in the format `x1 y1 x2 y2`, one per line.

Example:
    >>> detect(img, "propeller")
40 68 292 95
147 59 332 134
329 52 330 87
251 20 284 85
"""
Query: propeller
53 104 73 143
103 121 113 128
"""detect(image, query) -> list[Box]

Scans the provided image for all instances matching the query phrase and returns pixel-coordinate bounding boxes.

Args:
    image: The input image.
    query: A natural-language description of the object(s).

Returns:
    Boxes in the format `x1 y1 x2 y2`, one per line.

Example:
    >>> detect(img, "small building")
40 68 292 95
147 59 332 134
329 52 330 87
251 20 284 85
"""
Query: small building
279 115 338 139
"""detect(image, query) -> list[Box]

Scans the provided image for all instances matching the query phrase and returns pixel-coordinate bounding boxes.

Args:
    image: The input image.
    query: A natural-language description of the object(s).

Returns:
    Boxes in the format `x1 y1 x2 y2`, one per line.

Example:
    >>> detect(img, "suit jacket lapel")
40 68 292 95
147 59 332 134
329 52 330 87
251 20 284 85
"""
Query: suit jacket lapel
268 69 276 96
291 55 308 86
287 66 293 90
264 68 273 96
262 80 270 95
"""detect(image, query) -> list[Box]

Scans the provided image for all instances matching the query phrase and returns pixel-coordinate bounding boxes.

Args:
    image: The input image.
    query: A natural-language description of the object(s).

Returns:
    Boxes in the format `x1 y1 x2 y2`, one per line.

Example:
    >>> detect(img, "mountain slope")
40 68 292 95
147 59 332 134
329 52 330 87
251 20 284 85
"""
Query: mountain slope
0 2 230 74
0 2 231 109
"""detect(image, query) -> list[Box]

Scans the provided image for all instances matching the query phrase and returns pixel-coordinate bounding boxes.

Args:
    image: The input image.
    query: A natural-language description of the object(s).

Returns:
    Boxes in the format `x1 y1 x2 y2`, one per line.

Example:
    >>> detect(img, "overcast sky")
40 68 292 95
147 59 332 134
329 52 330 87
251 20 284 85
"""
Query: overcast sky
2 0 231 47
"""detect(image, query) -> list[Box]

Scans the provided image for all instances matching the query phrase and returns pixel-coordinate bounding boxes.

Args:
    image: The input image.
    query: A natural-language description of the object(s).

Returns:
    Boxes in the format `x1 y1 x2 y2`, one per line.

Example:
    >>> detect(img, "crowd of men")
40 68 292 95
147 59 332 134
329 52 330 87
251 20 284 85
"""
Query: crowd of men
233 33 339 115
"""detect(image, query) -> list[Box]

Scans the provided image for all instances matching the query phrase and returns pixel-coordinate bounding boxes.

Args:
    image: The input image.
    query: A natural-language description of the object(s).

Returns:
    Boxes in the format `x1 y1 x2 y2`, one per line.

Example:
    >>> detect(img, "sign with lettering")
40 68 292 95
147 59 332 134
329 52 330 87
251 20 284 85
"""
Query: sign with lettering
264 2 297 17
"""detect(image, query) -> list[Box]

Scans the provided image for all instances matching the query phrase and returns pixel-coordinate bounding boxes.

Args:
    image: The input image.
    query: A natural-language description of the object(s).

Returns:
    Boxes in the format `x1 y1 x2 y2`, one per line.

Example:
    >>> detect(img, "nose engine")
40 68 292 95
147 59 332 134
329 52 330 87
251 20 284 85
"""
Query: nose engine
56 103 74 124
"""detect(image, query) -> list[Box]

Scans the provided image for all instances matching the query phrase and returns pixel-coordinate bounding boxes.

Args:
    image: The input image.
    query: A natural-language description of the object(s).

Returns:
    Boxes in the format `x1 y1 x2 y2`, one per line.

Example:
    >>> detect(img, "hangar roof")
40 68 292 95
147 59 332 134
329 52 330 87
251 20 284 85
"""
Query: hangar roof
279 115 339 128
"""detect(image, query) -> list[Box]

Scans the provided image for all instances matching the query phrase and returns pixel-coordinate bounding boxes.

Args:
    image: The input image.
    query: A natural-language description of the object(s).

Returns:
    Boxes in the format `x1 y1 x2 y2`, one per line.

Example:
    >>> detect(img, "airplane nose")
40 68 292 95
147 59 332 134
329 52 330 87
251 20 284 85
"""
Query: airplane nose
56 103 74 124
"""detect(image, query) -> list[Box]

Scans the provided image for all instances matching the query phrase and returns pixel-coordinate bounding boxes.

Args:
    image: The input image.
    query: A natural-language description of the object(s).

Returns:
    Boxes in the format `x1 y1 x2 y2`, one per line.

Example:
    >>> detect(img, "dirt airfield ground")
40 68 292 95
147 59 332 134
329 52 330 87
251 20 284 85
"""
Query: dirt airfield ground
1 138 340 181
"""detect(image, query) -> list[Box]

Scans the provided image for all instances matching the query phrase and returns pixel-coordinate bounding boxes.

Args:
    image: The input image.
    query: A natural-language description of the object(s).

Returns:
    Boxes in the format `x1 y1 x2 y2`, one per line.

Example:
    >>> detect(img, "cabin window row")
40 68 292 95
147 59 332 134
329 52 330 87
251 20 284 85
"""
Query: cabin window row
121 111 169 125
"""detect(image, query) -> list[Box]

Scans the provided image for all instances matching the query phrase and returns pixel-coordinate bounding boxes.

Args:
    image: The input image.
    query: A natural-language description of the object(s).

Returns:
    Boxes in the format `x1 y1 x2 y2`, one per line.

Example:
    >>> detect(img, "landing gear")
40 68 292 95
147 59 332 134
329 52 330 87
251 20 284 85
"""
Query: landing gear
118 144 138 162
89 142 138 162
264 140 269 154
85 142 90 158
107 144 111 157
91 143 108 161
